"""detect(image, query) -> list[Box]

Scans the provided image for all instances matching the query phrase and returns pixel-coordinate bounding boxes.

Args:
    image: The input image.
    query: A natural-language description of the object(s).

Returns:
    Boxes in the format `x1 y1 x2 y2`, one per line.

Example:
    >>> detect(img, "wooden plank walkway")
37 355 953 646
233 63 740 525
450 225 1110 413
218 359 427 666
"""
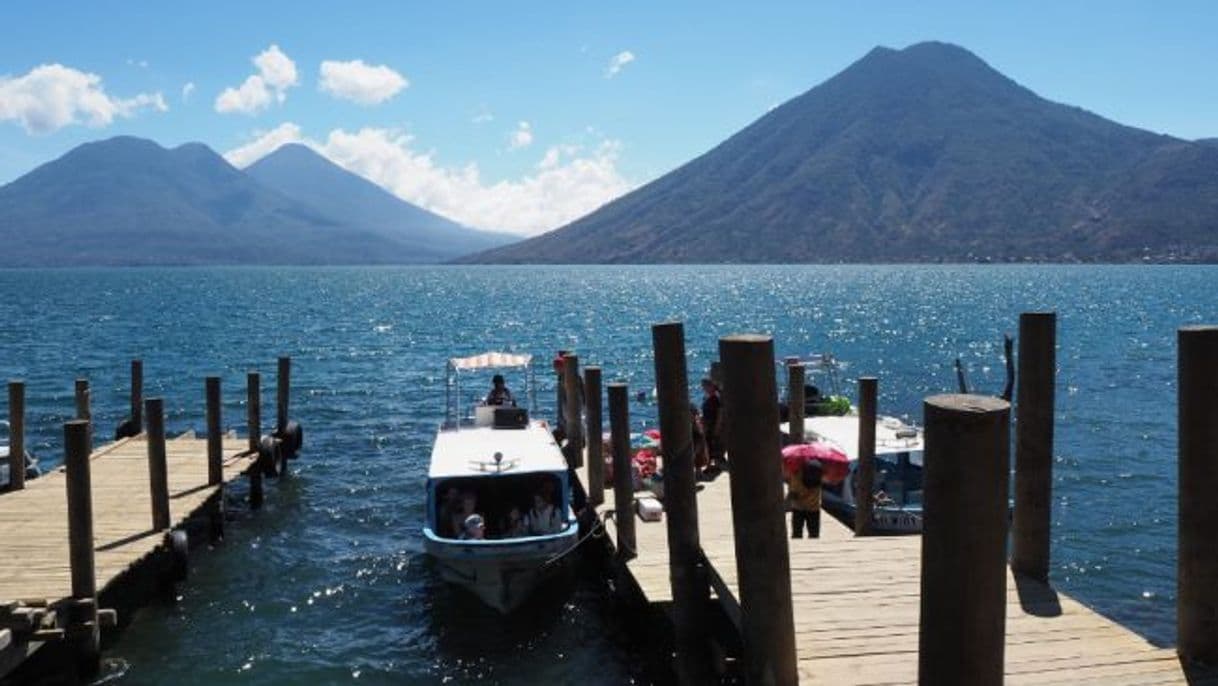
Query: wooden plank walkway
0 433 256 604
578 464 1216 685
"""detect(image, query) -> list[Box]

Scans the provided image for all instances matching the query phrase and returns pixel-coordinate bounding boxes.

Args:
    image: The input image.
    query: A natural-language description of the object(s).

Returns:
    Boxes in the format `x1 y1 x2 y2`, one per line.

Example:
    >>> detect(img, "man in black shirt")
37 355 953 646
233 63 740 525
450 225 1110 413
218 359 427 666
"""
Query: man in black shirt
700 378 724 469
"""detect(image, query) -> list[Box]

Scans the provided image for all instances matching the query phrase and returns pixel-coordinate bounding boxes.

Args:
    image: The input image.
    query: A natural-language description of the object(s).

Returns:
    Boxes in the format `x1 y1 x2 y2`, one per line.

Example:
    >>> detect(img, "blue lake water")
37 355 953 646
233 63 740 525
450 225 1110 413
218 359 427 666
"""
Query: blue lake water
0 264 1211 684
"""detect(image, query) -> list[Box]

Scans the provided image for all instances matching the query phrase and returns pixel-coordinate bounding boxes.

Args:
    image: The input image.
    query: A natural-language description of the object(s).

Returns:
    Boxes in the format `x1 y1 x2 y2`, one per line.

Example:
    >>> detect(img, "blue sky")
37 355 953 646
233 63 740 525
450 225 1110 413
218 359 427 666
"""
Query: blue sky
2 1 1215 234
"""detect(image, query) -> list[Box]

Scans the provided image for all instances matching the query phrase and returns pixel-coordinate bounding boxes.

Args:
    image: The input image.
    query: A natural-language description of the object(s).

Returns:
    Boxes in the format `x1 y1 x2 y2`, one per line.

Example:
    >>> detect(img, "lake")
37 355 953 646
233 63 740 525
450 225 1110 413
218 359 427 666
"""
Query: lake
0 264 1208 684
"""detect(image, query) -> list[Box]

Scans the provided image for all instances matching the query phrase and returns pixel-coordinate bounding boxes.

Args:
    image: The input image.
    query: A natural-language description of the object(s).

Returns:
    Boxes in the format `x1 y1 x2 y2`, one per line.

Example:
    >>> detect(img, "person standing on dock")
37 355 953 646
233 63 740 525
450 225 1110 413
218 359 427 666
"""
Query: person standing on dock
690 404 711 479
786 459 822 538
553 352 570 438
700 378 725 471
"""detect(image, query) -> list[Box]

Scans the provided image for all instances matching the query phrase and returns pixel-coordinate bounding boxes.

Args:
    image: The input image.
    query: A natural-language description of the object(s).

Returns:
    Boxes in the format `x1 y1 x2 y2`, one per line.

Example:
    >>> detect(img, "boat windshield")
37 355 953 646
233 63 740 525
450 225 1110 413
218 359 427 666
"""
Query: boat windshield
873 451 924 508
431 472 568 540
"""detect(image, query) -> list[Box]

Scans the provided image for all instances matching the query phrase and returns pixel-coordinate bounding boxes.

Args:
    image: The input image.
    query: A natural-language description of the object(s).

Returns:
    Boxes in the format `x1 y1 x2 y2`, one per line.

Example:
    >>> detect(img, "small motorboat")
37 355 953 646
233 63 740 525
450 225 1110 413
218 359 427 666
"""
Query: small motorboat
779 355 924 534
794 413 925 534
422 352 579 613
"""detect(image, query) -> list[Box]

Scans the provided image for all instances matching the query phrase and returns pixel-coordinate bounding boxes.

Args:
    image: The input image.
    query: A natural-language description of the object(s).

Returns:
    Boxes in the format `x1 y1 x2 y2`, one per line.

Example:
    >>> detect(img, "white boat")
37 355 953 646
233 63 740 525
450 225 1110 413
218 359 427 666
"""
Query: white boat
789 413 925 534
423 352 579 613
781 354 924 534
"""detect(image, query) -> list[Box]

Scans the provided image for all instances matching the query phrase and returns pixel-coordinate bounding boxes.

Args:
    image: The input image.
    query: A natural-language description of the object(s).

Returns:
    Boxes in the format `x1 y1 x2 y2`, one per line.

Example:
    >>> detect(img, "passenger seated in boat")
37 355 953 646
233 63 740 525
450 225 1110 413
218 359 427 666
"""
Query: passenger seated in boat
485 374 514 406
448 491 478 538
460 513 486 540
503 506 529 537
437 487 463 538
527 492 562 535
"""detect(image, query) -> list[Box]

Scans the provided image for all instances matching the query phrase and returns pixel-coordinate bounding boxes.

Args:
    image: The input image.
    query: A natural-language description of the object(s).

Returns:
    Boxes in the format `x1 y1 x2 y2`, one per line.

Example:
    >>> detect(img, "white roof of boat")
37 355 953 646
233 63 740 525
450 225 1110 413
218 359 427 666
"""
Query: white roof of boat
429 422 566 479
782 414 923 459
449 352 532 371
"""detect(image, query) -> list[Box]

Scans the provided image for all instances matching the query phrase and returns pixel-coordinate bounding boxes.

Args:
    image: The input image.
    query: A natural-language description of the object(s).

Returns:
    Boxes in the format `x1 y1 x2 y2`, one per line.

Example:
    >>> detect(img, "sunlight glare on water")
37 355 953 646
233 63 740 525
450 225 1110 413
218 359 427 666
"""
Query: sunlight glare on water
0 264 1209 683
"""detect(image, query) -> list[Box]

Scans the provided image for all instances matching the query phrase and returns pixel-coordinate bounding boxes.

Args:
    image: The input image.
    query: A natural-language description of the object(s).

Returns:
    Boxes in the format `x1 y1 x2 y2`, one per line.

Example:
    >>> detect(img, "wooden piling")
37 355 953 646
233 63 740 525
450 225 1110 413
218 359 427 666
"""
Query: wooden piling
246 371 265 505
855 377 877 536
788 363 805 444
276 356 290 434
1012 312 1057 581
74 378 92 449
584 366 605 507
608 382 636 560
7 381 25 491
145 398 170 531
1178 325 1218 663
718 334 797 686
130 359 143 432
563 354 584 468
652 322 710 684
63 419 99 675
918 394 1010 686
247 372 261 452
206 377 222 486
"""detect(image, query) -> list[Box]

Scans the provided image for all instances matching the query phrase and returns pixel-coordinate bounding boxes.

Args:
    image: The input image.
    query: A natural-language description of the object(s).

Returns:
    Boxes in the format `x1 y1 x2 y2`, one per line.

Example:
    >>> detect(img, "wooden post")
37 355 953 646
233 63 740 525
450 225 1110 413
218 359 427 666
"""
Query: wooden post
788 363 805 444
584 366 605 507
1012 312 1057 581
276 356 290 435
608 382 636 560
1178 326 1218 663
64 419 100 675
719 334 798 686
918 394 1010 686
130 359 143 432
563 354 584 468
246 370 269 496
653 322 711 683
145 398 170 531
74 378 92 450
7 381 25 491
247 372 261 452
206 377 223 486
855 377 878 536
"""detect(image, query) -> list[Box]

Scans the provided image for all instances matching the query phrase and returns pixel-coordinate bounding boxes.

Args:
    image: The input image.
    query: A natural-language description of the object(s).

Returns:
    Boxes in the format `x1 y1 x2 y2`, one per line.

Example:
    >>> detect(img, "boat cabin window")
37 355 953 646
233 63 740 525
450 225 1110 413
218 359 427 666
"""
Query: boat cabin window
873 451 924 508
433 472 566 540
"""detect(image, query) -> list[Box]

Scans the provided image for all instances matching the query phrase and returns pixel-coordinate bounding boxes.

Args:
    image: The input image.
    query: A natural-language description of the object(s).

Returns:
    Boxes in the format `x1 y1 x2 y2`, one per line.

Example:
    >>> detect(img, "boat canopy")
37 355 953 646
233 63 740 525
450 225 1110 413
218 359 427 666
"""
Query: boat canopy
445 352 538 424
449 352 533 371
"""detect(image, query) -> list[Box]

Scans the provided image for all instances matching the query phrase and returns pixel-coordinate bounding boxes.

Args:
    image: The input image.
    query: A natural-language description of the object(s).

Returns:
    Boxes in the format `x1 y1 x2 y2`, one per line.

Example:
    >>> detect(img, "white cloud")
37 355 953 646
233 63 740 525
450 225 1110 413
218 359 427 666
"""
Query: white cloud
182 82 196 102
223 121 304 168
0 64 166 135
508 121 533 150
126 58 149 68
254 45 297 92
471 106 494 124
214 44 298 114
319 59 407 105
224 123 634 235
605 50 636 78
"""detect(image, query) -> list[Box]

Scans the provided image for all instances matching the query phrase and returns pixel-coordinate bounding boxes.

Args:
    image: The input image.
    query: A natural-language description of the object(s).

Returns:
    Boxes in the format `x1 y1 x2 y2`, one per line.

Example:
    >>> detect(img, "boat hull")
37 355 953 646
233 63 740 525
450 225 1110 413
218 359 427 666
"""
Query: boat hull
425 528 579 613
823 489 923 534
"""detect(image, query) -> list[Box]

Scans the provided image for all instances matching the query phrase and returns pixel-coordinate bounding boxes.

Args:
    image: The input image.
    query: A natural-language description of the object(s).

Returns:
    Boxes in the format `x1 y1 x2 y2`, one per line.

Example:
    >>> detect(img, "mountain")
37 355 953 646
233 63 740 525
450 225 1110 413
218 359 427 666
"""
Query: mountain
462 42 1218 263
0 137 516 266
245 144 514 260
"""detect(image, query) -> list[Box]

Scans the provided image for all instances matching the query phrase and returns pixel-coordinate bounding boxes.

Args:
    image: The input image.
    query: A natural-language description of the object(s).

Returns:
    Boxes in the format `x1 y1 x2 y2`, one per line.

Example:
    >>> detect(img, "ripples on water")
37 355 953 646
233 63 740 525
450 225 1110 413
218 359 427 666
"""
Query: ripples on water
0 265 1210 684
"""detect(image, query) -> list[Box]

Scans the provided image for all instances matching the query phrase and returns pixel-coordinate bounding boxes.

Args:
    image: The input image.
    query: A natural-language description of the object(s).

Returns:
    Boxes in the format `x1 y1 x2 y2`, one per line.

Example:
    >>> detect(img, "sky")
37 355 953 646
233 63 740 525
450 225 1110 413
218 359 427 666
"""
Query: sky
1 1 1216 235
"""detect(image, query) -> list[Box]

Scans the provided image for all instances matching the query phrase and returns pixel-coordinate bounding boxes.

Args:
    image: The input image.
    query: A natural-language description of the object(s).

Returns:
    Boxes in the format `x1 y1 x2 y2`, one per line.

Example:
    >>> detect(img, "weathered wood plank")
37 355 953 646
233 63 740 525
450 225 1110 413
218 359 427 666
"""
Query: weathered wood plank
0 435 257 606
575 460 1208 684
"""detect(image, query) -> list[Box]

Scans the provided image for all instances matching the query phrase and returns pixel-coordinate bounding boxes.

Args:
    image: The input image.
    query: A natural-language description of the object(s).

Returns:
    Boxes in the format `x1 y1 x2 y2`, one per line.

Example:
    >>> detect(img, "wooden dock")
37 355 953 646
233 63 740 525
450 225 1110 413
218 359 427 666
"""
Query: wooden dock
578 463 1213 684
562 322 1218 685
1 358 303 681
0 433 253 604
